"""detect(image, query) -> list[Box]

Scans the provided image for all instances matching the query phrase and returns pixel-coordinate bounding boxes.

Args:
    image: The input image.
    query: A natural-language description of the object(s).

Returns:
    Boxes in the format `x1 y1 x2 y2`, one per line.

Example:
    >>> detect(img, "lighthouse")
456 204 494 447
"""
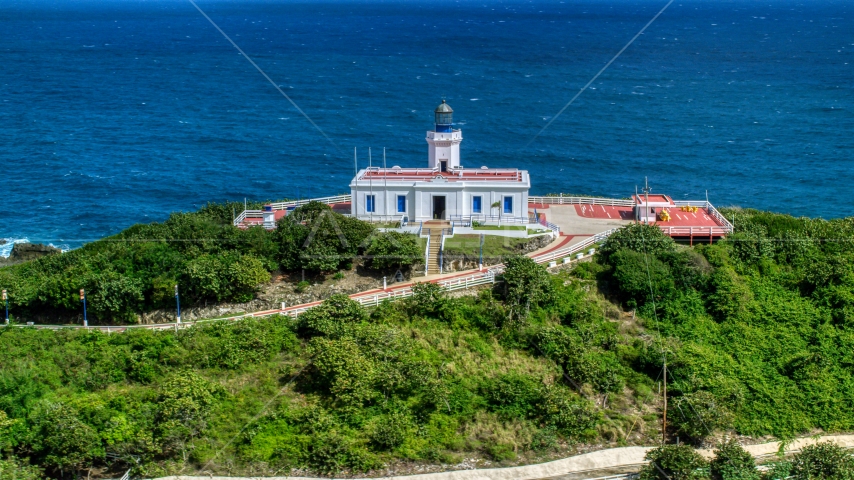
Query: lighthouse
426 100 463 172
350 100 529 222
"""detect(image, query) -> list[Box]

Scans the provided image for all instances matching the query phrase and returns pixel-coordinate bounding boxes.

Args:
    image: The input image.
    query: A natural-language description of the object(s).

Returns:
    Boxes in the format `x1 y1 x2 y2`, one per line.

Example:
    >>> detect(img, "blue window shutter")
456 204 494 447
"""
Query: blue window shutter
472 196 482 213
503 196 513 214
397 195 406 213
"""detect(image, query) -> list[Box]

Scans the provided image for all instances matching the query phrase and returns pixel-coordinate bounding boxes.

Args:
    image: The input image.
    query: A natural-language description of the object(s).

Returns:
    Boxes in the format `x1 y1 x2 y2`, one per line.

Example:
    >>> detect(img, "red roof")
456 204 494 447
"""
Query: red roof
633 194 673 205
358 168 523 183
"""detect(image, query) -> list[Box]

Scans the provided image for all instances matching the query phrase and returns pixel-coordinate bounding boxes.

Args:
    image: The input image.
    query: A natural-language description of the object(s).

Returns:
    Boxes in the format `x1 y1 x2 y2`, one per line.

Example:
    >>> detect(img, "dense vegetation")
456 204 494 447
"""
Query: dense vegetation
0 207 852 478
0 202 420 324
597 210 854 440
638 440 854 480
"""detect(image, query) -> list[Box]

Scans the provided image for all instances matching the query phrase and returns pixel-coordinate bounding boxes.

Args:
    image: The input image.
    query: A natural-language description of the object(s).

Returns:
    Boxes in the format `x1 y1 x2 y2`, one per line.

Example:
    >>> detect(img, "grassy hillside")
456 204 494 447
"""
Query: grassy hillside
0 209 852 479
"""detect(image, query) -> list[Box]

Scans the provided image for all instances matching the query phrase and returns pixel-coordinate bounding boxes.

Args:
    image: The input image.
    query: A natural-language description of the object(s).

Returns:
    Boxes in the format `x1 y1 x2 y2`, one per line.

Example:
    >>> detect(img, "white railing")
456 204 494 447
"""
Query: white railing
530 228 618 264
267 194 351 211
234 194 352 226
705 203 734 233
364 214 405 224
10 225 623 333
424 236 430 276
667 201 734 234
11 228 613 333
658 226 731 236
529 195 635 207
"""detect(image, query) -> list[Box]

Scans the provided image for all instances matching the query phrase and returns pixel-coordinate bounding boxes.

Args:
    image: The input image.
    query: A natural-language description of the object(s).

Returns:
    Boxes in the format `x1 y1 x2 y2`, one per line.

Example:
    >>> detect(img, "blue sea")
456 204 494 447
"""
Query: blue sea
1 0 852 254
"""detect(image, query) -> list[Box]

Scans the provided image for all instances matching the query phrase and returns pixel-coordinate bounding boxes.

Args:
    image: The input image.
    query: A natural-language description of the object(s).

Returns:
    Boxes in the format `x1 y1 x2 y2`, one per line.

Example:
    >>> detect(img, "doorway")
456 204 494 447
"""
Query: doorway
432 196 446 219
440 161 448 172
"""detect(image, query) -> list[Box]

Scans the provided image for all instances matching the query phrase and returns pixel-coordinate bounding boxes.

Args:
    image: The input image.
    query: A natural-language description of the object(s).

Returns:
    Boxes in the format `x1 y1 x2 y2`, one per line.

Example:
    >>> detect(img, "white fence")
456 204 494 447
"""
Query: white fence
17 227 618 333
233 194 352 226
529 195 635 207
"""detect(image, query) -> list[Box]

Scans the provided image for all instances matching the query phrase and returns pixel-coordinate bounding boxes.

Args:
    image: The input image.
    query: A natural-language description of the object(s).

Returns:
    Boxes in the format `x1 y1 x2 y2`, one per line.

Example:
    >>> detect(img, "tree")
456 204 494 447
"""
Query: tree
671 391 734 440
638 444 709 480
539 385 598 438
28 401 105 474
184 253 269 303
307 337 377 408
409 281 449 319
156 371 221 443
90 272 145 322
599 222 676 264
710 439 759 480
501 255 553 320
610 248 675 308
298 294 366 337
789 441 854 480
364 231 422 270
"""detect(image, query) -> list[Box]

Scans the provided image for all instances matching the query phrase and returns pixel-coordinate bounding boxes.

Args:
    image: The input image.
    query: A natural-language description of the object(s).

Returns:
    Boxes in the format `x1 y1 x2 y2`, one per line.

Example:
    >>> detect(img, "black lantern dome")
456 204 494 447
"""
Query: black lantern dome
434 100 453 132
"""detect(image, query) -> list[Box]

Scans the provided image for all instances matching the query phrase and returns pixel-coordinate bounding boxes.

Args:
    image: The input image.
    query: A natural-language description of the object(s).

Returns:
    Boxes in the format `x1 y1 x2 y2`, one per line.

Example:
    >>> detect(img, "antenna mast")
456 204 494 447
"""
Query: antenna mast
354 147 358 219
384 148 388 217
643 177 651 224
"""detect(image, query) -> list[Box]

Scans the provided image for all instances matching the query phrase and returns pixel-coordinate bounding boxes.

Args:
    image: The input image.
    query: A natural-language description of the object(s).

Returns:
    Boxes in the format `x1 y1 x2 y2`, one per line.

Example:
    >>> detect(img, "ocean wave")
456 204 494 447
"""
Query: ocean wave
49 243 71 253
0 238 29 258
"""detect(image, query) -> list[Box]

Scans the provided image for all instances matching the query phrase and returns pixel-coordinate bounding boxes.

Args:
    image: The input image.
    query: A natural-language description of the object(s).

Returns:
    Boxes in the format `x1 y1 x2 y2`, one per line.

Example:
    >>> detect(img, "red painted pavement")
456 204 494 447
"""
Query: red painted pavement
574 204 635 220
573 204 724 228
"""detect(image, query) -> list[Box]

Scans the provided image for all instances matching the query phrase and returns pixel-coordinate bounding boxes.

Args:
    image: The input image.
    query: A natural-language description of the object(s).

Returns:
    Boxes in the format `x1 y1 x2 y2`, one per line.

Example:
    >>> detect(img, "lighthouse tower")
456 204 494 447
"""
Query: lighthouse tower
426 100 463 172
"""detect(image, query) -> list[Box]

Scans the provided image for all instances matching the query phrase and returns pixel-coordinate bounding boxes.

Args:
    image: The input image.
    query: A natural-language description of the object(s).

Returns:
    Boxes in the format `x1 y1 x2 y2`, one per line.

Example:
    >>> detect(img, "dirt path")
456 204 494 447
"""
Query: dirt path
152 434 854 480
154 446 651 480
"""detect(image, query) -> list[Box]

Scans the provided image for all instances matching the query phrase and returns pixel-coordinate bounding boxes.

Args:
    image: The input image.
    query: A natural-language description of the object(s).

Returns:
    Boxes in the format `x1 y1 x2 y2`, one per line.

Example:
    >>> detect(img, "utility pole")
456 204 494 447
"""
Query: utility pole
662 356 668 444
80 289 88 328
175 285 181 324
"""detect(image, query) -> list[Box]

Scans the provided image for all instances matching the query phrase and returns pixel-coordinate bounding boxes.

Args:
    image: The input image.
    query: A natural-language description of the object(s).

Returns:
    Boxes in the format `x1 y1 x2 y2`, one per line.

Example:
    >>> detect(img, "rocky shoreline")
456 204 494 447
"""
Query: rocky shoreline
0 242 61 266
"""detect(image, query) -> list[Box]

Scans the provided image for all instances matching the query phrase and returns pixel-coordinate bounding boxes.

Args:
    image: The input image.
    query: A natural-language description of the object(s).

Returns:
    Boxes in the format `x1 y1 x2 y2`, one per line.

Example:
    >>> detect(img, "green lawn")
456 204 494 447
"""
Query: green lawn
443 234 532 258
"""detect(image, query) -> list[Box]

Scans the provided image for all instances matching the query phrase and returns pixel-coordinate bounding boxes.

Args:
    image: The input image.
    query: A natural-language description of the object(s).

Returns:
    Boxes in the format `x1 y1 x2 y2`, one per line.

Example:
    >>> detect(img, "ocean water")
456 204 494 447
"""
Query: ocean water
1 0 852 252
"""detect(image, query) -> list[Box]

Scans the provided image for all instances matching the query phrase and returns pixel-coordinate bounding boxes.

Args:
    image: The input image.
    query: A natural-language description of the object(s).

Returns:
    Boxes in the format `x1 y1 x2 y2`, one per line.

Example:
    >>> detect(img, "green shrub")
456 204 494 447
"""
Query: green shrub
789 441 854 480
599 223 676 263
483 373 544 420
295 280 310 293
365 231 422 270
368 410 415 450
710 439 759 480
671 391 734 440
27 401 105 474
610 248 675 308
638 444 709 480
501 255 554 320
539 385 598 438
298 294 366 337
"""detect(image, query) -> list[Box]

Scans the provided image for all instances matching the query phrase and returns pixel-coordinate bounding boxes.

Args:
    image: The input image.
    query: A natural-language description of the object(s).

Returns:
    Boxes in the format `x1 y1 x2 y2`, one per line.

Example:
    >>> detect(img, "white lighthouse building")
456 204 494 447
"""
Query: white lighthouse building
350 101 531 223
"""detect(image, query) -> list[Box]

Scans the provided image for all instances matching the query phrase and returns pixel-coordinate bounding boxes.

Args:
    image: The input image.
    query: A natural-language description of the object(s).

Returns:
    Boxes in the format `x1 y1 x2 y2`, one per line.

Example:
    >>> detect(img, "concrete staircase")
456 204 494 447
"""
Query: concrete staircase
424 221 450 275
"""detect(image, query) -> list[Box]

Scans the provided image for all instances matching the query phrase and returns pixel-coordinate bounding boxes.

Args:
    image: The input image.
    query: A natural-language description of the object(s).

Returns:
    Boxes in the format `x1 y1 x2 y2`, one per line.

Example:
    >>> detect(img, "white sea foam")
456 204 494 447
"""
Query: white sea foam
49 243 71 253
0 238 29 258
